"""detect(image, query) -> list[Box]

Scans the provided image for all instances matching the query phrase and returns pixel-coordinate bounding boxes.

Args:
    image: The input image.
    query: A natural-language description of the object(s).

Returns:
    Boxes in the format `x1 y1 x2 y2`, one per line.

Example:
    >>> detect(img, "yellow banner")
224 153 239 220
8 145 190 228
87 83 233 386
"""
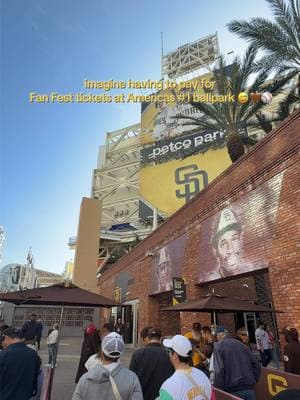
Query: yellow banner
139 148 231 215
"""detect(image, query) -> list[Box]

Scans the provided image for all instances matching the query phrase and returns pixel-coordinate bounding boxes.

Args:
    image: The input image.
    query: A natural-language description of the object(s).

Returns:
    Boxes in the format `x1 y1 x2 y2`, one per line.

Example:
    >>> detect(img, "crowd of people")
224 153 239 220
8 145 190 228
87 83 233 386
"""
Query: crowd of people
0 314 300 400
0 312 58 400
72 320 300 400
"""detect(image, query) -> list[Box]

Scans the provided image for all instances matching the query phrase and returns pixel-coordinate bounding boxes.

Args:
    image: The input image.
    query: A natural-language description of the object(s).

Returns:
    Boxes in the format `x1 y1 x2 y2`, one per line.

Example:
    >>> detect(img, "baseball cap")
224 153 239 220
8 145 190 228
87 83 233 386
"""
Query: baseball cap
148 328 161 339
216 325 227 334
102 332 124 358
163 335 192 357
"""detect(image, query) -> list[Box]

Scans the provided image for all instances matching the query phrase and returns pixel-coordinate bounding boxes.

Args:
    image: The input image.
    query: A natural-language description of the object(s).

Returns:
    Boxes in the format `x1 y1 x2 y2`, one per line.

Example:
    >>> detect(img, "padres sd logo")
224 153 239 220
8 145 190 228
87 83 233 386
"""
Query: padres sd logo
267 373 288 396
175 164 208 203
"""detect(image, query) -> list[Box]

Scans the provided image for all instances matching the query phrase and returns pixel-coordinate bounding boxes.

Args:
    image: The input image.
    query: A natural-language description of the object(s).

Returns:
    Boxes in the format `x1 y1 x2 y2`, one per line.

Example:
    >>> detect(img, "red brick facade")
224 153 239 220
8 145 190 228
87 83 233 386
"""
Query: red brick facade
98 111 300 342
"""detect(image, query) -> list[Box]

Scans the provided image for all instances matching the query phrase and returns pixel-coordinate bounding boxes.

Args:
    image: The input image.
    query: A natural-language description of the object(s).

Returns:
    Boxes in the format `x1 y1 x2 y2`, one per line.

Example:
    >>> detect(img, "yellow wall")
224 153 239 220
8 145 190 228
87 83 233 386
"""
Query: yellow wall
139 147 231 215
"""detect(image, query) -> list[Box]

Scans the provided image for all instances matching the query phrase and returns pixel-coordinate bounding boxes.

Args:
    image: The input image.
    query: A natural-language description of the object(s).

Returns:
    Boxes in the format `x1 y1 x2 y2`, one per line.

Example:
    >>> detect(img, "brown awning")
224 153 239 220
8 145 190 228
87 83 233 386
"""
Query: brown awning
161 293 281 313
0 283 118 307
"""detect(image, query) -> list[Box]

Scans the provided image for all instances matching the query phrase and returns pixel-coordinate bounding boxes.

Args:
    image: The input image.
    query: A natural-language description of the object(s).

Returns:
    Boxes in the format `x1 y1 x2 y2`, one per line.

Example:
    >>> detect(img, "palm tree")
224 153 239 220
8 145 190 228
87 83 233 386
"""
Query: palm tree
175 46 294 162
227 0 300 81
253 85 300 133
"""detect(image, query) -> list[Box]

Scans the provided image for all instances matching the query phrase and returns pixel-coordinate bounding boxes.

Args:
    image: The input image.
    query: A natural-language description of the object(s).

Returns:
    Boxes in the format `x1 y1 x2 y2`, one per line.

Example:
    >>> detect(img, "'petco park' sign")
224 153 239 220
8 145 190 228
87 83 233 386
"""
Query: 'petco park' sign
141 130 226 165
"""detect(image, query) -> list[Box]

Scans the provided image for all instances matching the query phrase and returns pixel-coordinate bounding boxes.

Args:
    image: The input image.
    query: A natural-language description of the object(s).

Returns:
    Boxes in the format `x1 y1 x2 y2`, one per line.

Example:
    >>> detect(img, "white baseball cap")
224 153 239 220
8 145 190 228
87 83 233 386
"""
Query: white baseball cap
163 334 192 357
102 332 124 358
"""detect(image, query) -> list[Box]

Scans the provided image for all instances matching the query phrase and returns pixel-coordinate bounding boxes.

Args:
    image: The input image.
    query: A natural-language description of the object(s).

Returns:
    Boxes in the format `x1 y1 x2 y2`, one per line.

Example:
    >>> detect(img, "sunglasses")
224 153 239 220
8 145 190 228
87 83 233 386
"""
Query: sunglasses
241 333 248 336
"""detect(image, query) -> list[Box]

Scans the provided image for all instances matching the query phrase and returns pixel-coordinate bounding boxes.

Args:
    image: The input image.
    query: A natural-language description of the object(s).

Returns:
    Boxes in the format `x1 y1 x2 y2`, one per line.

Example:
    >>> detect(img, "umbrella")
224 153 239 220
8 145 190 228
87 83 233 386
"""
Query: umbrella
161 293 281 325
0 282 119 398
0 282 118 307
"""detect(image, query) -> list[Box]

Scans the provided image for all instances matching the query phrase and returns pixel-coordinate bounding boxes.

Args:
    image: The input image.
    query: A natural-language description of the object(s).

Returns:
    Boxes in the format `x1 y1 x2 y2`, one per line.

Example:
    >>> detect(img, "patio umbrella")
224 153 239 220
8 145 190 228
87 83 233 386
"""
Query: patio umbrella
161 293 281 325
0 282 119 399
0 282 118 307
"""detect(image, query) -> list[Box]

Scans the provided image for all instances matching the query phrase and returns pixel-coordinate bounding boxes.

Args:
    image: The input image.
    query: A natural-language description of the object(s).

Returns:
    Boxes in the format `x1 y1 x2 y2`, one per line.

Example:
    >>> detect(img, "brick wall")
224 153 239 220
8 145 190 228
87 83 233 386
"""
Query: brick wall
98 111 300 339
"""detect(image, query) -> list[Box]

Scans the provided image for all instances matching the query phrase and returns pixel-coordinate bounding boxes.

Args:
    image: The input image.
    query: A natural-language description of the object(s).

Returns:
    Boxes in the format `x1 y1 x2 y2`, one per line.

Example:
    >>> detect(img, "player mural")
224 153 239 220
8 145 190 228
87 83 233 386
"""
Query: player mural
198 172 284 283
150 234 187 295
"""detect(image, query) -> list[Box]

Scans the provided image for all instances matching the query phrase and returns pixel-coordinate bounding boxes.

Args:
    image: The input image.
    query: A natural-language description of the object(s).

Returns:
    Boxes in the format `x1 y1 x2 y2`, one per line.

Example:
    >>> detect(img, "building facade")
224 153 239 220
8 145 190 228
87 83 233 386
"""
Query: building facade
98 111 300 347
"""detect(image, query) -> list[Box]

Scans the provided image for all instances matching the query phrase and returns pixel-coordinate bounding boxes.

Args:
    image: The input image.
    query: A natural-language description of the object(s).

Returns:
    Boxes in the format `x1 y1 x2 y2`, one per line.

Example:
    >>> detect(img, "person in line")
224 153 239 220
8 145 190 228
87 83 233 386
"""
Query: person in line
129 327 174 400
84 344 102 371
100 322 114 339
45 323 59 367
139 325 153 346
185 322 205 367
72 332 143 400
214 326 261 400
75 319 100 383
0 327 41 400
159 334 215 400
199 326 214 378
114 318 124 337
236 327 252 350
36 319 43 351
83 322 115 372
0 324 9 350
283 327 300 375
266 325 280 369
201 326 213 345
255 321 272 367
21 312 39 346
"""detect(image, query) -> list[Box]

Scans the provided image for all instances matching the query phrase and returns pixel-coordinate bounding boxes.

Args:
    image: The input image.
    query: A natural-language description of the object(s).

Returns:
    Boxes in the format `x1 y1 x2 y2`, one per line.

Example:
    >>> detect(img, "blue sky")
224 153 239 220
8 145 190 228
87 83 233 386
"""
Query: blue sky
1 0 272 274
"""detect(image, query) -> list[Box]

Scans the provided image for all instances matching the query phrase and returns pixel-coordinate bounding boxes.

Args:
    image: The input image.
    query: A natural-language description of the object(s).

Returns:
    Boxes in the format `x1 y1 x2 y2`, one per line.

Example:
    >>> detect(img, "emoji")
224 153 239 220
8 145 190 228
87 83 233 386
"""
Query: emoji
250 92 261 103
237 92 249 104
261 92 273 104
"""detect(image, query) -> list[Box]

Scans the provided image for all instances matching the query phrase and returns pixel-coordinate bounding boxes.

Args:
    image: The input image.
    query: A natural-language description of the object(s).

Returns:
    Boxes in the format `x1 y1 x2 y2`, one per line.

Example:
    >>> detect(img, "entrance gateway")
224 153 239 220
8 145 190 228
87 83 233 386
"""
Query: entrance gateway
111 299 139 347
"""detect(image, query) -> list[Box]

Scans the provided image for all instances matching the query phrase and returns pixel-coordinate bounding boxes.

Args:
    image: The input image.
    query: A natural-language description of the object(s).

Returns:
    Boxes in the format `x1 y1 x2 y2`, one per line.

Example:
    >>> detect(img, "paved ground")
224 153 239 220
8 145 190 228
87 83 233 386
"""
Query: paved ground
38 337 134 400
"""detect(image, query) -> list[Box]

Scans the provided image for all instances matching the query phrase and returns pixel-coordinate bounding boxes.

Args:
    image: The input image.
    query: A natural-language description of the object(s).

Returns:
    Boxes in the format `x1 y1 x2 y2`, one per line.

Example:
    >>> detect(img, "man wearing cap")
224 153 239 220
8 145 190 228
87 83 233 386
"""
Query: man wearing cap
129 327 174 400
72 332 142 400
213 326 261 400
203 208 255 282
155 246 173 293
159 334 215 400
0 327 41 400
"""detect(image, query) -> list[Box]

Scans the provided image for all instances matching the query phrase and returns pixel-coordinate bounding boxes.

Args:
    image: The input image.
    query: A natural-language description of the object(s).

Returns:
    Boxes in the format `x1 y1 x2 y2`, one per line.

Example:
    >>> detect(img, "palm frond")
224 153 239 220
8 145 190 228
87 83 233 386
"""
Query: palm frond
227 18 299 64
266 0 300 48
249 112 274 133
290 0 300 33
177 100 227 127
276 85 300 118
253 55 297 73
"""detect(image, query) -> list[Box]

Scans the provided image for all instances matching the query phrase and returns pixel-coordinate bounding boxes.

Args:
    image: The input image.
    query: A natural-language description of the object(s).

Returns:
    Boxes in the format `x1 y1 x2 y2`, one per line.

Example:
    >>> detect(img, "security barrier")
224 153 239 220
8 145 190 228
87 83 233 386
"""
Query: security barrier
255 367 300 399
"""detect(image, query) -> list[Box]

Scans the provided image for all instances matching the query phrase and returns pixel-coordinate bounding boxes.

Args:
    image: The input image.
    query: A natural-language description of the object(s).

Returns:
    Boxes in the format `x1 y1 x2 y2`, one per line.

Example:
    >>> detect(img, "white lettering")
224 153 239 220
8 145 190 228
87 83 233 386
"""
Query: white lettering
194 136 204 147
204 133 214 142
174 142 183 151
182 139 192 149
161 145 169 155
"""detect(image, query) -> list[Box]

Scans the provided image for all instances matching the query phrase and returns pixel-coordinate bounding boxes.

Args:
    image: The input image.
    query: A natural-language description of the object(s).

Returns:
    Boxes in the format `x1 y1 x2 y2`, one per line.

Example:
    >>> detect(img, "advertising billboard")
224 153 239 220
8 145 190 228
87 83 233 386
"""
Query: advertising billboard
140 72 214 145
197 172 284 284
150 234 187 295
139 148 231 215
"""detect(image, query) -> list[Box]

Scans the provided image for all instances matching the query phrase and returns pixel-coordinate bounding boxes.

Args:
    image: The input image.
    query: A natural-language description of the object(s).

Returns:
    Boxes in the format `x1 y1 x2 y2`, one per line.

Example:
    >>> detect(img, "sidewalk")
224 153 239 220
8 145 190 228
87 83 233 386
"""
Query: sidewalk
38 337 135 400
